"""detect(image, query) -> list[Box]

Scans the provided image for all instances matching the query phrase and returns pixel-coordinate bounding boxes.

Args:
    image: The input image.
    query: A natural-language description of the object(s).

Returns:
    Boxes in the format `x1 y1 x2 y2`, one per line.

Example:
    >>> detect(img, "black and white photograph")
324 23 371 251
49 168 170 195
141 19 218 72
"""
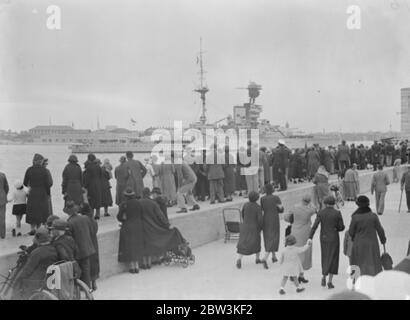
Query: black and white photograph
0 0 410 304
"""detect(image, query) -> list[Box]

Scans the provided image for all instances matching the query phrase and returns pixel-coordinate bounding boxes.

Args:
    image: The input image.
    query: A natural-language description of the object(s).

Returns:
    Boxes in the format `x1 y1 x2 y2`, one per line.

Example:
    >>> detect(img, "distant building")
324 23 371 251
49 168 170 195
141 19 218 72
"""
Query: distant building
401 88 410 137
28 125 139 144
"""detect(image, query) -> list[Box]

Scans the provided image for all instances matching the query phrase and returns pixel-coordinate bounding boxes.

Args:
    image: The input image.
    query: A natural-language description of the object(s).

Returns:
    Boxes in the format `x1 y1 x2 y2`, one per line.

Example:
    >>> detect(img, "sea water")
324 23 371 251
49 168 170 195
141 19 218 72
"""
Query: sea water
0 144 150 229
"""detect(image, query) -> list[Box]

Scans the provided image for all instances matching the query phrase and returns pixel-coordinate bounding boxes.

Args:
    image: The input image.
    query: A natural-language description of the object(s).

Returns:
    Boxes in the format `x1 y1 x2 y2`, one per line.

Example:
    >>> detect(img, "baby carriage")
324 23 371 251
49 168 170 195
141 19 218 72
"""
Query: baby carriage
222 207 242 243
163 241 195 268
330 182 344 209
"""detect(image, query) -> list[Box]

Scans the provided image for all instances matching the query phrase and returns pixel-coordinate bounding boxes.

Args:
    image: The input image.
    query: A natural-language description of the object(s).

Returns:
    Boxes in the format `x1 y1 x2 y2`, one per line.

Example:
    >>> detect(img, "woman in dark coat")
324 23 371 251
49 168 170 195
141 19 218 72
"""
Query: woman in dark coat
83 154 102 220
117 189 144 273
236 191 263 269
140 188 186 268
114 156 129 206
80 203 100 290
261 184 283 268
62 154 83 206
349 195 386 276
223 148 236 201
100 159 113 216
23 153 52 235
309 195 345 289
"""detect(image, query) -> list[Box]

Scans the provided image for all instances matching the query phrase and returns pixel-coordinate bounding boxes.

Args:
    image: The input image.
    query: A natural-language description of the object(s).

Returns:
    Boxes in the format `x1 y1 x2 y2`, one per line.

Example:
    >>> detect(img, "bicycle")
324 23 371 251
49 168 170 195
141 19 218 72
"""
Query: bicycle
0 248 93 300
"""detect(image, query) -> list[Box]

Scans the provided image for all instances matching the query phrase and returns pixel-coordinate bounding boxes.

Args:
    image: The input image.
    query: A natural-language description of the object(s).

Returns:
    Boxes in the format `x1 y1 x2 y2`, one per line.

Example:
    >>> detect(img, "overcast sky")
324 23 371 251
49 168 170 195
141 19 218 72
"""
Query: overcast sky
1 0 410 133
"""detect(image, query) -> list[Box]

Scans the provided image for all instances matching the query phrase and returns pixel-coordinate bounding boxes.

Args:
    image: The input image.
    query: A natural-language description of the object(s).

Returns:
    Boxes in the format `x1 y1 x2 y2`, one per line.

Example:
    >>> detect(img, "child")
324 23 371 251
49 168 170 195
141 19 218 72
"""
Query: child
279 235 312 295
10 180 27 237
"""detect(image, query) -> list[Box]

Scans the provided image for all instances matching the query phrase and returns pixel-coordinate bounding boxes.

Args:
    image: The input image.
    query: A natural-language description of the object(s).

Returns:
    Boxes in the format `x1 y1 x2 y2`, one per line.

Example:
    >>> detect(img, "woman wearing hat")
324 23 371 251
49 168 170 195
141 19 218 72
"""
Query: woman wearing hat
312 165 330 210
236 191 263 269
260 183 283 269
348 195 386 276
309 195 345 289
284 194 317 283
62 154 83 206
23 153 53 235
117 188 145 274
83 154 103 220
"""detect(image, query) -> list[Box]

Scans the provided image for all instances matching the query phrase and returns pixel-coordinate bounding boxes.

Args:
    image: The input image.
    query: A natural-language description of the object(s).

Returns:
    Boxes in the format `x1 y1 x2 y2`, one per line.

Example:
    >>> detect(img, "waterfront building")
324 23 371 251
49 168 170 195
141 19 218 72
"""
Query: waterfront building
401 88 410 138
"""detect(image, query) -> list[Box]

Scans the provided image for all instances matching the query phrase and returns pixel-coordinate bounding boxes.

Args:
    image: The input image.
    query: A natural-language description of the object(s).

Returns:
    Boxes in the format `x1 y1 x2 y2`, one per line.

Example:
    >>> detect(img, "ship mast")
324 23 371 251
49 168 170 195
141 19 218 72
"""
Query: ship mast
195 38 209 125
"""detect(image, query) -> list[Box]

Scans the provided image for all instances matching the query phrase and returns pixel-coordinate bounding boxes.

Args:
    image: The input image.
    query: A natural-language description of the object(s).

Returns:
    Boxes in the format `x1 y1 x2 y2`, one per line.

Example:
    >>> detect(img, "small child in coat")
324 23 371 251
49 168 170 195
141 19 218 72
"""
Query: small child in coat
279 235 312 295
9 180 27 237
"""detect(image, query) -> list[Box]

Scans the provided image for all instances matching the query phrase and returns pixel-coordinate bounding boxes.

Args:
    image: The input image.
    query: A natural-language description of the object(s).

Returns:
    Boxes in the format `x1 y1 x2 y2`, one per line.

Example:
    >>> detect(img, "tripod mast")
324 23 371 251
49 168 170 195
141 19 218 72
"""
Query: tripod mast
195 38 209 125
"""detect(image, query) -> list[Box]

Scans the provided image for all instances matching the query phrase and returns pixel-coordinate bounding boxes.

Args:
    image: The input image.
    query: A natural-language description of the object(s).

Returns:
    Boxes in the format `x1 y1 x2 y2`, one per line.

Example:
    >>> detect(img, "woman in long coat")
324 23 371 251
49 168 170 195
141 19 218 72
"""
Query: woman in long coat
307 148 320 179
114 156 129 206
349 195 386 276
140 188 185 267
158 161 177 206
83 154 102 220
223 148 236 201
261 184 283 268
309 195 345 289
312 165 330 210
100 159 113 216
23 153 52 234
236 191 263 269
343 164 360 201
117 189 144 273
284 194 317 283
62 154 83 206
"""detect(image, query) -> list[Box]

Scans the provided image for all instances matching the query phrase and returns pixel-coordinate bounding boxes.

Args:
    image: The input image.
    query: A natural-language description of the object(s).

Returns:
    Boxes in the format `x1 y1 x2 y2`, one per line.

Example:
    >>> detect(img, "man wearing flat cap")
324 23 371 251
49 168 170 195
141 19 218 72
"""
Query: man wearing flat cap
50 219 78 262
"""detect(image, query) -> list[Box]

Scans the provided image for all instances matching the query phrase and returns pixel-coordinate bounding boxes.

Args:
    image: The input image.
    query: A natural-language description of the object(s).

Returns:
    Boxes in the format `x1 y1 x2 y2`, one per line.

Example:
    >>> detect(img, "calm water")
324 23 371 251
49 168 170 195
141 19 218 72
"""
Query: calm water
0 144 150 229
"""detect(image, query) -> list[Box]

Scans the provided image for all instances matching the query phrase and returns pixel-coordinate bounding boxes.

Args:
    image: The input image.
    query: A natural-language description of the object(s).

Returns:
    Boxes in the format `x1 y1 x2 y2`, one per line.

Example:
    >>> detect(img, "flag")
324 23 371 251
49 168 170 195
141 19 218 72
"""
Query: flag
196 56 199 64
130 118 137 126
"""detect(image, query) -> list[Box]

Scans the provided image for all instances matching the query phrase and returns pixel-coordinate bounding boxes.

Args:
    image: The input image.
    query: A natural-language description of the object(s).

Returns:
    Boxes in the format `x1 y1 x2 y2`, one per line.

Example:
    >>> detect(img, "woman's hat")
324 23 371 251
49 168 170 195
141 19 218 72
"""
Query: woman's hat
46 215 60 227
35 227 51 244
151 187 162 195
68 154 78 163
356 195 370 208
324 195 336 206
14 180 23 189
32 153 44 164
123 188 136 197
51 219 70 231
285 235 297 246
63 200 79 215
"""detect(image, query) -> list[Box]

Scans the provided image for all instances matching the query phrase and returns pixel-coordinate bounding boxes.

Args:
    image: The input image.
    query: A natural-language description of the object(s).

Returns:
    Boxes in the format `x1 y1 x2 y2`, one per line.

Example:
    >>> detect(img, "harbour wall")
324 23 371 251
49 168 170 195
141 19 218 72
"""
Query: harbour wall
0 166 405 281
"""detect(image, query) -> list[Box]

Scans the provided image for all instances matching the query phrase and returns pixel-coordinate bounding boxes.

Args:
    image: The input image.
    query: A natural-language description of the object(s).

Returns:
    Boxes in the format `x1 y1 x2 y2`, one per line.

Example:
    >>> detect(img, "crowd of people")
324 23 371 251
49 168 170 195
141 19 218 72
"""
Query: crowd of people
0 138 409 299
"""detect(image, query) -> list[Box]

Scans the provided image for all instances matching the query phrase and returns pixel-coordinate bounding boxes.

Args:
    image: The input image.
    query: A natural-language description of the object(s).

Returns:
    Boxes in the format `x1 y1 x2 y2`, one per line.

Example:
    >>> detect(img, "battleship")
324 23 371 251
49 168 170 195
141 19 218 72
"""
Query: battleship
69 39 344 154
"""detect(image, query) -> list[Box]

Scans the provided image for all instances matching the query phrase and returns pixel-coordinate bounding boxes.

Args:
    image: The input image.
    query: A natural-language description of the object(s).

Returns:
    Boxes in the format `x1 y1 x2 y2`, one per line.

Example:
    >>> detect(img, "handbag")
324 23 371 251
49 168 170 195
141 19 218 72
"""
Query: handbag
285 213 294 237
380 244 393 270
285 224 292 237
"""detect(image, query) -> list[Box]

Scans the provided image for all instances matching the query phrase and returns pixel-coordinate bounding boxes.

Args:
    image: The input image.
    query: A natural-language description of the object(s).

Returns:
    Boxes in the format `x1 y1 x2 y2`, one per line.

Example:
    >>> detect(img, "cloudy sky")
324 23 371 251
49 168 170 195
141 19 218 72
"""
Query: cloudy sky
1 0 410 133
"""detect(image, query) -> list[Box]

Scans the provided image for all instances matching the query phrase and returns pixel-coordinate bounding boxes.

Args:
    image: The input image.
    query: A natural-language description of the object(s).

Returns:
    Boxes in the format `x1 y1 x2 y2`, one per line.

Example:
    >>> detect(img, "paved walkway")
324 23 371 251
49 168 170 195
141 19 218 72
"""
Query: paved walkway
94 181 410 300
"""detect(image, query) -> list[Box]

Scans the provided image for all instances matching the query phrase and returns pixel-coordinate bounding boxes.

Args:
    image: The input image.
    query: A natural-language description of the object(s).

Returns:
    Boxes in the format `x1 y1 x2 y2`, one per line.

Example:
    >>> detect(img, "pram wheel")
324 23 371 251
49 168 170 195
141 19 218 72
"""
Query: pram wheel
163 254 171 266
182 259 189 268
189 254 195 265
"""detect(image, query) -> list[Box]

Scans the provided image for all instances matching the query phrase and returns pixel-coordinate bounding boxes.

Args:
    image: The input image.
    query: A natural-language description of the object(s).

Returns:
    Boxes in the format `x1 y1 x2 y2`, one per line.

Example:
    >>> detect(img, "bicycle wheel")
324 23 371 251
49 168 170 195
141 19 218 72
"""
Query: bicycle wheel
73 279 94 300
29 290 58 300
